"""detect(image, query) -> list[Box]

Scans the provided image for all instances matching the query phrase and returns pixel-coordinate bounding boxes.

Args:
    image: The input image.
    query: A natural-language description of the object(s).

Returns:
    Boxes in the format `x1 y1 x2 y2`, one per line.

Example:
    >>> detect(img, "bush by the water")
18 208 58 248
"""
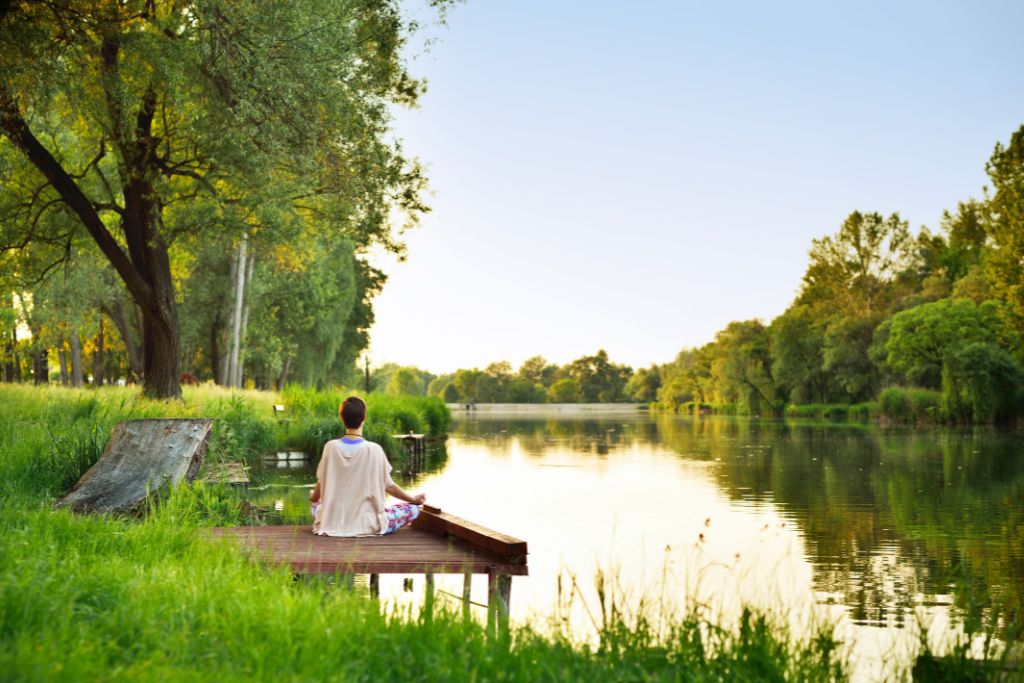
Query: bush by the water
941 342 1024 424
878 387 944 423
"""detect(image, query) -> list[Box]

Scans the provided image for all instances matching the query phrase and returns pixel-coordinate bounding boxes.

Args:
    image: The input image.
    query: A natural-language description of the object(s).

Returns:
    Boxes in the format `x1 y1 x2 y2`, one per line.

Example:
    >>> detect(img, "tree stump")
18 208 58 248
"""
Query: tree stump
57 418 213 514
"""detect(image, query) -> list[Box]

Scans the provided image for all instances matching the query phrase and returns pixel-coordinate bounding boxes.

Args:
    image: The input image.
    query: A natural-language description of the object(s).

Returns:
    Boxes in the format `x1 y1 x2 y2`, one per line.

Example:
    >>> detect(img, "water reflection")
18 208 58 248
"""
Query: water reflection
459 414 1024 634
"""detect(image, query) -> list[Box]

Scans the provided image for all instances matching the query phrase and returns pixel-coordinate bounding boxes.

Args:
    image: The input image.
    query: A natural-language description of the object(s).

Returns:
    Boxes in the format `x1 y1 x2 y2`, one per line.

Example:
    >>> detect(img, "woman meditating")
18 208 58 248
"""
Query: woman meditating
309 396 427 537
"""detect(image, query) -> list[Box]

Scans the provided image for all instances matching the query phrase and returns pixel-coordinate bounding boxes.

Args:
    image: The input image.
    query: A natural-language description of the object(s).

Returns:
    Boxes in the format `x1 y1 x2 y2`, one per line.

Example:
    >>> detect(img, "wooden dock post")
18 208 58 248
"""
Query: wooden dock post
424 573 435 622
487 570 511 637
369 573 379 599
462 570 472 620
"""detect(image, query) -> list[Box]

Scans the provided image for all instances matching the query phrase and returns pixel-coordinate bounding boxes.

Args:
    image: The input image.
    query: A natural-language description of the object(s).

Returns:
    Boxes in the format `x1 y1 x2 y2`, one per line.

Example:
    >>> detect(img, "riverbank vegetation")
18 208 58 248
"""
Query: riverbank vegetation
0 384 855 681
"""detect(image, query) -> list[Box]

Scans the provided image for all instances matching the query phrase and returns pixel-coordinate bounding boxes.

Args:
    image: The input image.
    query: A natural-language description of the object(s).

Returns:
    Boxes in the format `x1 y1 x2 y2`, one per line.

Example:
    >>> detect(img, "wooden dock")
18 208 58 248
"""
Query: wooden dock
210 505 527 633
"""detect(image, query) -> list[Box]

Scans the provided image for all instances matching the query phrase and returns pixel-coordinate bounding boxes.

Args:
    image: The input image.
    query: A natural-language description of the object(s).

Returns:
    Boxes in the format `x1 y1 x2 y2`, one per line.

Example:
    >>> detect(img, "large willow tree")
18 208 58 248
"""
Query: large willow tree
0 1 435 397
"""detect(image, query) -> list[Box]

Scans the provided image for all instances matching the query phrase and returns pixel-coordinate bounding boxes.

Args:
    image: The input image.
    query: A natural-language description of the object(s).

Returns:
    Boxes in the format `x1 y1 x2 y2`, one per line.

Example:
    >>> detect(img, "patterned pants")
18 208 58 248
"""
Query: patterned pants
310 502 420 535
382 503 421 534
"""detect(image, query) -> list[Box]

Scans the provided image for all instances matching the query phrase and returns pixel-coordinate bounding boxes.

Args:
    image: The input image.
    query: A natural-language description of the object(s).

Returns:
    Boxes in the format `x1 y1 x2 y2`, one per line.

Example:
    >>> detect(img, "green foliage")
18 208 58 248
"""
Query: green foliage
785 404 845 421
506 377 546 403
878 387 944 423
941 342 1024 423
886 299 1002 389
204 396 276 467
799 211 915 318
31 424 106 495
822 317 881 403
985 125 1024 339
771 306 832 404
0 0 444 396
385 367 426 396
711 321 776 414
848 402 880 421
564 350 632 402
625 365 661 403
547 377 579 403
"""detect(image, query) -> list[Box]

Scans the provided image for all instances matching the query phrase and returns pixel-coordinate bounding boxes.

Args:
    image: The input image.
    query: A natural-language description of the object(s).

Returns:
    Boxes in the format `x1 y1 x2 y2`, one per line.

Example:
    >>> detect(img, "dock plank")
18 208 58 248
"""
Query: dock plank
415 506 527 559
210 525 528 576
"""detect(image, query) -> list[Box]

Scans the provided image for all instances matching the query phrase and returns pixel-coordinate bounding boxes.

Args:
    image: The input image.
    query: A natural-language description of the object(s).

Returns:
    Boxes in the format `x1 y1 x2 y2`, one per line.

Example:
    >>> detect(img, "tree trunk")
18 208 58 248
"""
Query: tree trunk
68 328 84 387
11 326 21 382
103 295 144 383
218 247 239 386
277 356 292 390
33 347 48 385
58 337 68 386
228 236 247 388
93 317 105 386
209 316 221 384
237 248 255 387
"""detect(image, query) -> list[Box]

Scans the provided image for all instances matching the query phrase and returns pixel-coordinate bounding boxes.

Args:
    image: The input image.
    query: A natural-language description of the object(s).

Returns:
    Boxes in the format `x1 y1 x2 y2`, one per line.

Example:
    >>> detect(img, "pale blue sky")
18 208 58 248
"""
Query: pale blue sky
368 0 1024 374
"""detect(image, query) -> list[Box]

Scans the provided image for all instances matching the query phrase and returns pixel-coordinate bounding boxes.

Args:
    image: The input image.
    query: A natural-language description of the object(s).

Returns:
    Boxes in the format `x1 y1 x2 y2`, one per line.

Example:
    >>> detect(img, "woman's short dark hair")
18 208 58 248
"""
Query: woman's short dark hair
340 396 367 428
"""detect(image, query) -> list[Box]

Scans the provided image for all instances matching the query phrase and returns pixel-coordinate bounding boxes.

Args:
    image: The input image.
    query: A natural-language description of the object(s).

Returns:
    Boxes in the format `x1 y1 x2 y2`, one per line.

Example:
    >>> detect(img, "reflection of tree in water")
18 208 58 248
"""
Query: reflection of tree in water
453 414 1023 633
394 442 449 485
691 420 1024 634
453 416 658 457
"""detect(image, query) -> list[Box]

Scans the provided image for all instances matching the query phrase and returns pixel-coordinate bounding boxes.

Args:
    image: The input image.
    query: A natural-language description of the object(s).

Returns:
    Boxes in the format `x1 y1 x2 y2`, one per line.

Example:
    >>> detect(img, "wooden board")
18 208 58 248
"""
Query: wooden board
202 462 249 485
57 419 212 514
414 506 527 560
209 525 528 576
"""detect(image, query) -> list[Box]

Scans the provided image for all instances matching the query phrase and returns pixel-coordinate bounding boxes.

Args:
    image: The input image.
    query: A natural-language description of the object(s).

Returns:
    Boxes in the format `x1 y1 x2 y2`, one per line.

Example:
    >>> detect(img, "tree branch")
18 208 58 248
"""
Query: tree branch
0 82 153 305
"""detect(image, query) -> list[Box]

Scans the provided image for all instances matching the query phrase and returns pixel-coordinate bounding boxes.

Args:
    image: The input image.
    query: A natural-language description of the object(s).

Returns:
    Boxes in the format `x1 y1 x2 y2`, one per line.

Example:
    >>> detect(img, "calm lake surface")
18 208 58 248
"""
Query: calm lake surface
250 409 1024 680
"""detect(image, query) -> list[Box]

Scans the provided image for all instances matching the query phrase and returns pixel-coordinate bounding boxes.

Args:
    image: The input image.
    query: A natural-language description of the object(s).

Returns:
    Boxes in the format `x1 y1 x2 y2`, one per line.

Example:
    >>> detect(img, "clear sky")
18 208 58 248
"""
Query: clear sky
367 0 1024 375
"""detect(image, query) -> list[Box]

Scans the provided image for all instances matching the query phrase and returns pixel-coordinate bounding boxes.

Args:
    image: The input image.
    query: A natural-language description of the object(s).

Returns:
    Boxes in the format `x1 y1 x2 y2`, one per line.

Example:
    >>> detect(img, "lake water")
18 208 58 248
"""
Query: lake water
249 410 1023 680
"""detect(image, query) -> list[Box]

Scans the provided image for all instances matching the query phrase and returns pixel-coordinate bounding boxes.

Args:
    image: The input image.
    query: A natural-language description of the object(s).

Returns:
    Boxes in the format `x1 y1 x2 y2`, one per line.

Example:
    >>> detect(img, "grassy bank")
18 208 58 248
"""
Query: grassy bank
652 400 880 423
0 384 856 681
654 380 1024 426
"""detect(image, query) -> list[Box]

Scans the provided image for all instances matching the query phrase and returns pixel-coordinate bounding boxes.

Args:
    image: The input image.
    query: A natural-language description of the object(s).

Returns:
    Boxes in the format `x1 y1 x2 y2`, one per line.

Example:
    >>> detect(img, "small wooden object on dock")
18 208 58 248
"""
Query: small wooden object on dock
210 504 527 634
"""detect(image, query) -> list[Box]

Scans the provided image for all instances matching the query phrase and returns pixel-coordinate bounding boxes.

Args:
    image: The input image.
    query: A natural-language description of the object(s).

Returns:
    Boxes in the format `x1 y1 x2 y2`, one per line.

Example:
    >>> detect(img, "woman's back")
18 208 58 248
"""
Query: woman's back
312 437 396 537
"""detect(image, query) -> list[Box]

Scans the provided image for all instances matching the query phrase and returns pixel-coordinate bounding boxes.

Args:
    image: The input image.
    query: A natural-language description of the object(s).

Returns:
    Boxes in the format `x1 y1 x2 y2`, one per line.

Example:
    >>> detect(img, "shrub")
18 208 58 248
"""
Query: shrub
879 387 944 423
205 395 276 466
942 342 1024 423
907 388 942 422
825 404 849 421
879 387 911 422
848 402 878 421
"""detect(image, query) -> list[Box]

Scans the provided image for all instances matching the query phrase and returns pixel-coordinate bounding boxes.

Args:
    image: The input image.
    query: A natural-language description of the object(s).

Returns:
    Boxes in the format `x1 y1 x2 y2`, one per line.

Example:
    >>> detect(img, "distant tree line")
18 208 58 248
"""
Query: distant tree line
365 350 635 404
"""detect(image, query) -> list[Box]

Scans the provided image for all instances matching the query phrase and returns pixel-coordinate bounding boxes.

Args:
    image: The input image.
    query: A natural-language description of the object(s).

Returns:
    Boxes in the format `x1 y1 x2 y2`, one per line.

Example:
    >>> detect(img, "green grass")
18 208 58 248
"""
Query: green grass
0 384 857 681
783 402 880 422
879 386 945 424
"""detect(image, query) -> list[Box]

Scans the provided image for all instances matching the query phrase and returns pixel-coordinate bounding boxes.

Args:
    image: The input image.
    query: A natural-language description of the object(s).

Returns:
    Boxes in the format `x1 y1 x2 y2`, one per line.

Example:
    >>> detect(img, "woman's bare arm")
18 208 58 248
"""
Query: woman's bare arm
386 483 426 505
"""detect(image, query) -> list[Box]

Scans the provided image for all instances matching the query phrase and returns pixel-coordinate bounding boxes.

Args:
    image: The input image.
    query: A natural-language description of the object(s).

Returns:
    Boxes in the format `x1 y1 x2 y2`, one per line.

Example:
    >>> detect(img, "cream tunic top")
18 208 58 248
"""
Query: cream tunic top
312 437 396 537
